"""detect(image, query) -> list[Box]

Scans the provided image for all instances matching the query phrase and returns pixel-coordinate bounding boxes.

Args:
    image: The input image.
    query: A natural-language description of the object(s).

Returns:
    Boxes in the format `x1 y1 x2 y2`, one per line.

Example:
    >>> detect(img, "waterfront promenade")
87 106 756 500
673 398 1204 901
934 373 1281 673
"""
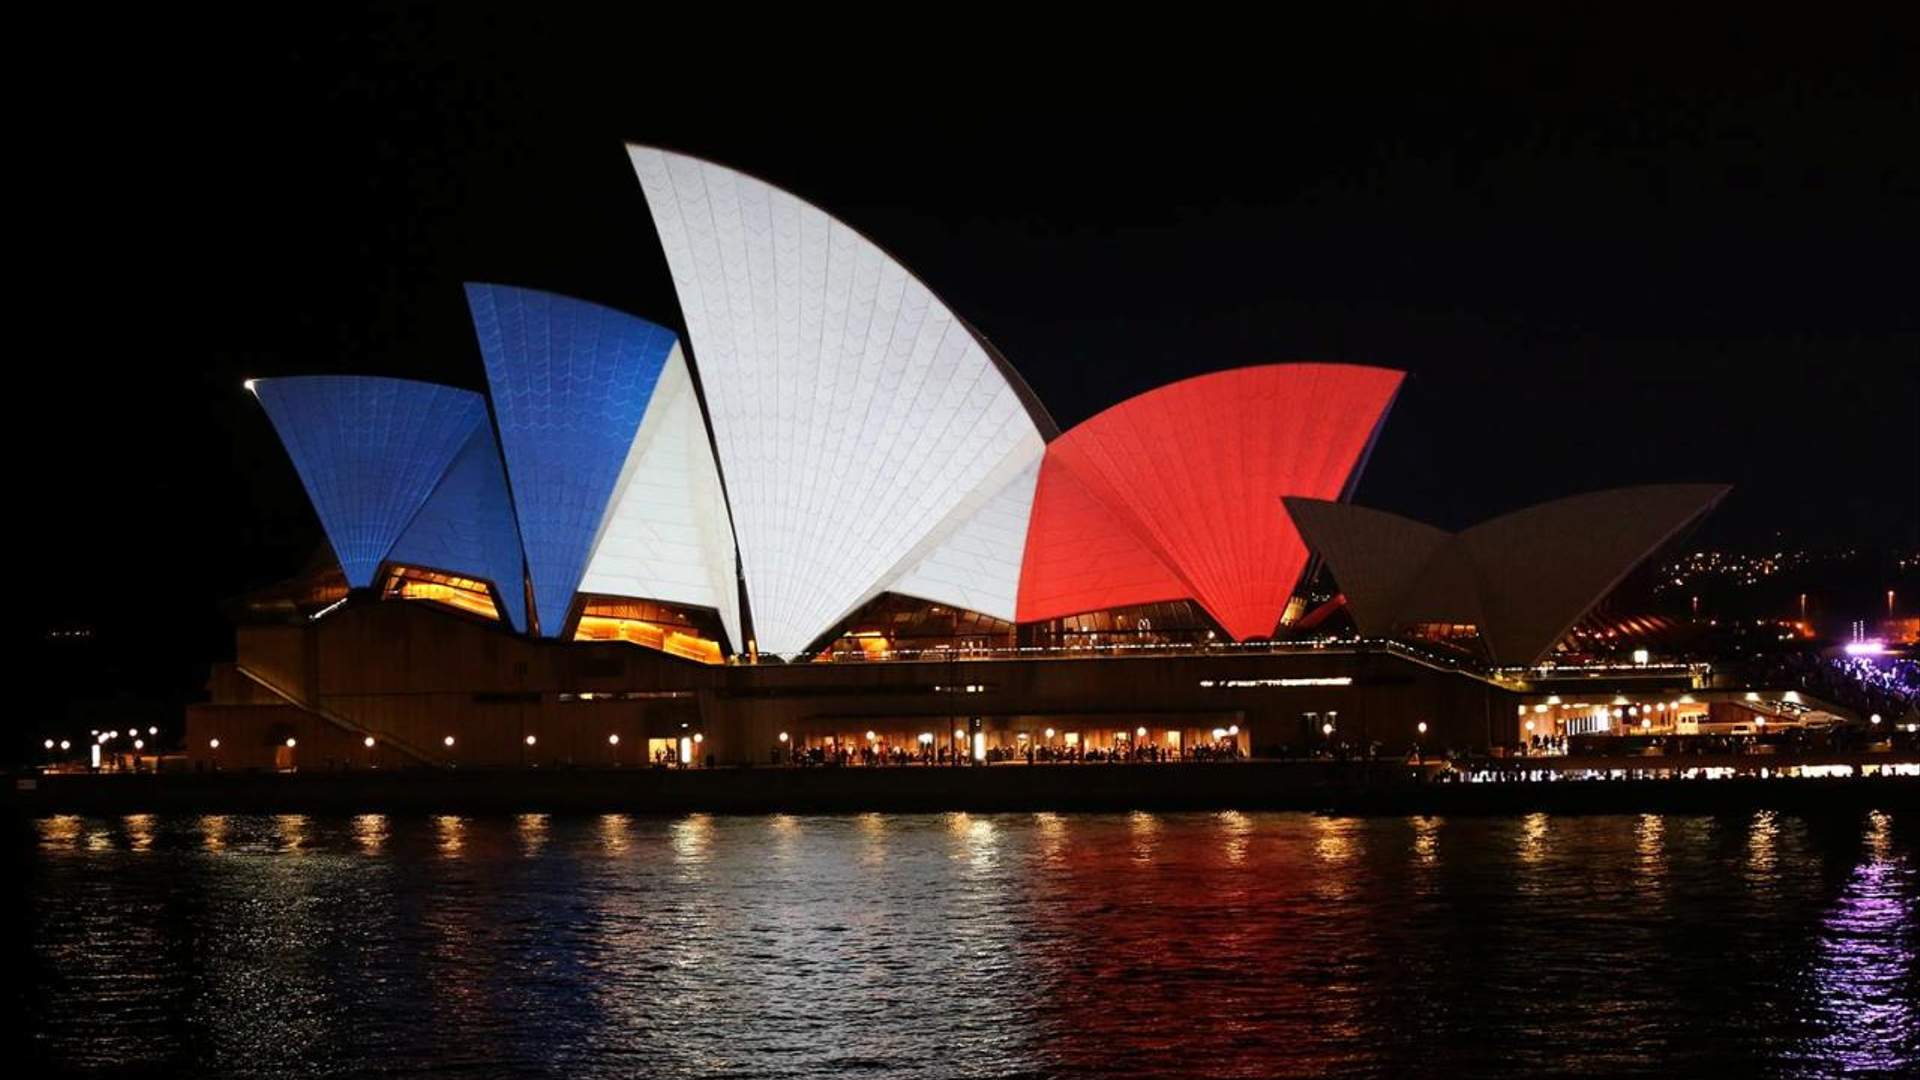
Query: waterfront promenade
10 754 1918 817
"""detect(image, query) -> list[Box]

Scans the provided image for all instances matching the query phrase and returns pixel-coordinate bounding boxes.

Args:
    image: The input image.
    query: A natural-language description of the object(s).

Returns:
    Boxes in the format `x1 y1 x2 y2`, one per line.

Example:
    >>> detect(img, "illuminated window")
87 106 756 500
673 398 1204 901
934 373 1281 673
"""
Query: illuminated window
383 565 500 621
573 597 725 665
816 594 1016 661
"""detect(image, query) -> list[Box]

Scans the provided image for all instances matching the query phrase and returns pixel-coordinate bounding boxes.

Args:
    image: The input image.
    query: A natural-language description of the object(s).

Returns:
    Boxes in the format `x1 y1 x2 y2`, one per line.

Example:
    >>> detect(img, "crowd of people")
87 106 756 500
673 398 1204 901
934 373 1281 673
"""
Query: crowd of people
777 738 1247 766
1738 650 1919 723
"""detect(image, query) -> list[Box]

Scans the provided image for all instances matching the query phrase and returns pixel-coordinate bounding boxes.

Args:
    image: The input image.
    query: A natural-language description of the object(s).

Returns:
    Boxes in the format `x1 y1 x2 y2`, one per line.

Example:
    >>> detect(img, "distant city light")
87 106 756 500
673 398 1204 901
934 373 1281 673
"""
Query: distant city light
285 737 297 748
1843 640 1885 656
134 739 144 750
693 733 704 744
1228 725 1239 736
444 736 455 747
43 739 54 750
364 736 375 748
209 738 220 749
1322 723 1335 735
526 734 538 746
1044 727 1056 739
778 732 789 743
1417 721 1428 734
59 740 70 751
607 734 620 745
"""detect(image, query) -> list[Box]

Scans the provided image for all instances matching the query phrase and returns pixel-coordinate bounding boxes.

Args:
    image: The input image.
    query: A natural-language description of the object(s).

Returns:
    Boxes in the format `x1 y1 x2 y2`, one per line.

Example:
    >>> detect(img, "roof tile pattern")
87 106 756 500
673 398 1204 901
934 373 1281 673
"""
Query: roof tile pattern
578 346 742 649
466 283 677 636
1022 364 1403 640
628 146 1047 654
387 421 529 631
252 376 487 588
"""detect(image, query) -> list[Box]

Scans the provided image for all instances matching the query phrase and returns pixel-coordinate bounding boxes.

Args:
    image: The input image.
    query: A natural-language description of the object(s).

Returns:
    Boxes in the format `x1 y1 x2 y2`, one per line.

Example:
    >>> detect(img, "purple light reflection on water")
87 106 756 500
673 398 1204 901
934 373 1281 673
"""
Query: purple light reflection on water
1793 811 1919 1076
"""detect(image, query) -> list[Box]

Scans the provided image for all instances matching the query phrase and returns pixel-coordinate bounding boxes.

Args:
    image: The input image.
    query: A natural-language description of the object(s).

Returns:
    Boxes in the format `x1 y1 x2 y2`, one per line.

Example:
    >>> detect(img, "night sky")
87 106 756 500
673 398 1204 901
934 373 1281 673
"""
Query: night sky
18 9 1916 704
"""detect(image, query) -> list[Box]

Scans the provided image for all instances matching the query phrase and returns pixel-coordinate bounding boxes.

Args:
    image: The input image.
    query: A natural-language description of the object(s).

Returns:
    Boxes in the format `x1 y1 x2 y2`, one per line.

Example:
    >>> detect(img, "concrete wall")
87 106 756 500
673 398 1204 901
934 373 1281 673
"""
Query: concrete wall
196 601 1514 769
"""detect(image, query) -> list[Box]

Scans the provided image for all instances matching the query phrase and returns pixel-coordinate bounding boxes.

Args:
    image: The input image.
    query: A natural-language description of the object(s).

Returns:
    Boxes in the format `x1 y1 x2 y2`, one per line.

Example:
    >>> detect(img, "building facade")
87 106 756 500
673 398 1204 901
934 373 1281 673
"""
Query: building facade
194 147 1725 769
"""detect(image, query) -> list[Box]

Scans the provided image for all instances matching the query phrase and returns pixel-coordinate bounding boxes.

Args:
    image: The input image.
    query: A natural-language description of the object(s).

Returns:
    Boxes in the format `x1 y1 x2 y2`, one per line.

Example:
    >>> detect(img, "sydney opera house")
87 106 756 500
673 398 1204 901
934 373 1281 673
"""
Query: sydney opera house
189 147 1733 771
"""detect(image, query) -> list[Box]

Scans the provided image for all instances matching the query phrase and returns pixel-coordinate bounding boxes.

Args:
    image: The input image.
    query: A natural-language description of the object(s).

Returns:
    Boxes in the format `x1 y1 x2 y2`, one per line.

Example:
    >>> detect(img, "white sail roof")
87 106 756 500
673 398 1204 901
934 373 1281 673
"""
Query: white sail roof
885 457 1041 622
579 344 743 650
628 146 1048 654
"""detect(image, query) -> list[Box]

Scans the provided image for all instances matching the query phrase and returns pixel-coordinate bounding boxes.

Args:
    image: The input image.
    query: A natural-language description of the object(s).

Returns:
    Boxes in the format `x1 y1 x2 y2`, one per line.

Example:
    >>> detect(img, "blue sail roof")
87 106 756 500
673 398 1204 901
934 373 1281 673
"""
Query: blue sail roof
252 376 487 587
387 421 529 631
466 283 677 636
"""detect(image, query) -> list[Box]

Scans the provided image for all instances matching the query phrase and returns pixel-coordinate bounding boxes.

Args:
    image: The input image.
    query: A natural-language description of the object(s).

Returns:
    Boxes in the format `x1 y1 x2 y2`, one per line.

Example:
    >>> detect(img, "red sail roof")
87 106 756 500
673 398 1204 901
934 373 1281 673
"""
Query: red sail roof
1016 454 1190 622
1017 363 1404 639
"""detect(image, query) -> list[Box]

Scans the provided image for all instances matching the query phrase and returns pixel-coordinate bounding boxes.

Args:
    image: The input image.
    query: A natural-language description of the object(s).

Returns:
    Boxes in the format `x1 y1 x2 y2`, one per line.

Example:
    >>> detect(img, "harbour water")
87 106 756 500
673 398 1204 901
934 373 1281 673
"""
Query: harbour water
16 810 1919 1078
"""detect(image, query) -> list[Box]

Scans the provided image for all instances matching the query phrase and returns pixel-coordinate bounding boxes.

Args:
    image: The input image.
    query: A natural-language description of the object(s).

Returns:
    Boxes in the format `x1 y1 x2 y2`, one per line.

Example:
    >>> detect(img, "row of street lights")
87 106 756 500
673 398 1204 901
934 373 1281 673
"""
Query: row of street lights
199 730 707 765
1304 713 1431 739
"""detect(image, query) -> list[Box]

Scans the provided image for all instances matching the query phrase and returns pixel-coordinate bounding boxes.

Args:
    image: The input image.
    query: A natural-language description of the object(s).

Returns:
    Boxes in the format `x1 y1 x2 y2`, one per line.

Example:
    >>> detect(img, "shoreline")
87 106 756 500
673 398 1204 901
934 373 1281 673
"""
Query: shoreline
10 761 1919 817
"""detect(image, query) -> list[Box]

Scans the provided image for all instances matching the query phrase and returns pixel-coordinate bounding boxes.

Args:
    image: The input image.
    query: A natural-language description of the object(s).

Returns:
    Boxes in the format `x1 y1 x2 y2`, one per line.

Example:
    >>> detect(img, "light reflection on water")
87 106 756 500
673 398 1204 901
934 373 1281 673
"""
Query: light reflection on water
20 811 1920 1079
516 812 547 855
353 812 387 855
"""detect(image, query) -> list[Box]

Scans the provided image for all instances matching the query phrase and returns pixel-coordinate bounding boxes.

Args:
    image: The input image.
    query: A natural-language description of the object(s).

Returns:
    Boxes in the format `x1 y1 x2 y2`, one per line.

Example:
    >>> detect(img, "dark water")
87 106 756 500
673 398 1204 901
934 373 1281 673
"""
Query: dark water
14 810 1919 1079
